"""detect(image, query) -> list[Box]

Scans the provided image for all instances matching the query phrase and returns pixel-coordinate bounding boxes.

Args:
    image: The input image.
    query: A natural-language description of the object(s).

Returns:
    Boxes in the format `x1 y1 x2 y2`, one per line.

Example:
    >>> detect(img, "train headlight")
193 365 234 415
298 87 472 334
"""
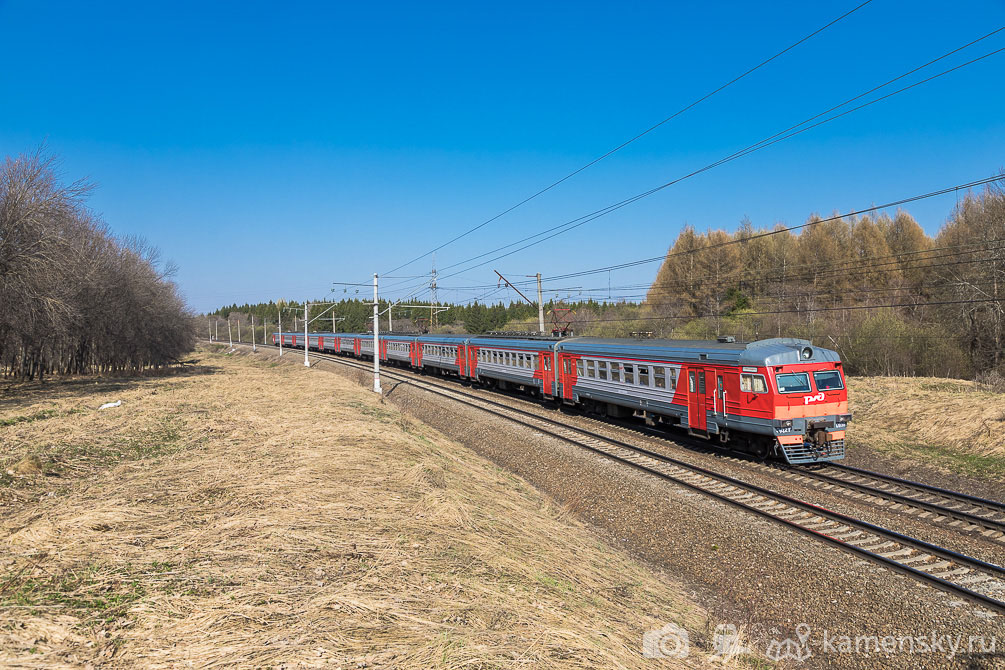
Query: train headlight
838 414 852 423
780 419 793 428
800 346 813 360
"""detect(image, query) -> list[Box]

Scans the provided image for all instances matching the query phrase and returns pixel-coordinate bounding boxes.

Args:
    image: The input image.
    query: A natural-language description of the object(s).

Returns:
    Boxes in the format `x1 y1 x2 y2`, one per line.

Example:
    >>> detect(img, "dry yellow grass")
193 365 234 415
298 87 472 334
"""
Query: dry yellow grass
847 376 1005 478
1 346 719 668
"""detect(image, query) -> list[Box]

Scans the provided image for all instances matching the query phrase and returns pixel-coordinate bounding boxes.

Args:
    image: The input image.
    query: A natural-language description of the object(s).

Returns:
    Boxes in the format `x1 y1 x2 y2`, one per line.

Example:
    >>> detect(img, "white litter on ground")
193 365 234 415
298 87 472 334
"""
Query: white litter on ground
98 400 122 410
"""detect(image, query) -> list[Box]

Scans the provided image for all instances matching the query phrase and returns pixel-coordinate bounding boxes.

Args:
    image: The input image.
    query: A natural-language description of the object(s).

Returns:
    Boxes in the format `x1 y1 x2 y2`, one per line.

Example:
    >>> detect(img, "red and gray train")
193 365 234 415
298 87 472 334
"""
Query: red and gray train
272 332 850 465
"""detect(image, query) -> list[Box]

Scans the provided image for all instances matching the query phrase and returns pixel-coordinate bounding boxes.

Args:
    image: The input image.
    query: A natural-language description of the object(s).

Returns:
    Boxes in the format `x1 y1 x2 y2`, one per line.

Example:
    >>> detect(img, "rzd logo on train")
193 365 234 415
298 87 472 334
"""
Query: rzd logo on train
803 392 825 405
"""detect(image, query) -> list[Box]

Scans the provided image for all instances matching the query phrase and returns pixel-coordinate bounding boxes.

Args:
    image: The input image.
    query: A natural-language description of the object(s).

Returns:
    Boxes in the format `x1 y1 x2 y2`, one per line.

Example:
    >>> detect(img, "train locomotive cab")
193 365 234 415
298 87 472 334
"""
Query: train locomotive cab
742 340 850 464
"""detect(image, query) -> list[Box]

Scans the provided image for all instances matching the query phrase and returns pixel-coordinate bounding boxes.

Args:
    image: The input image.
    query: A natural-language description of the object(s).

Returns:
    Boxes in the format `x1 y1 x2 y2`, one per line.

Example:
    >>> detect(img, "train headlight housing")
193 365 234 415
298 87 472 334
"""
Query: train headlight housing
800 346 813 360
779 419 793 429
838 414 852 423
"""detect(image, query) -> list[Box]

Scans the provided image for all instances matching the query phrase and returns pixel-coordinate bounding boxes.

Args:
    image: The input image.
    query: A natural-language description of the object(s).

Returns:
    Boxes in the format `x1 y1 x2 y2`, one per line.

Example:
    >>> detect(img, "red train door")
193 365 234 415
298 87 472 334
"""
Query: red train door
688 367 707 433
539 351 555 397
560 355 576 400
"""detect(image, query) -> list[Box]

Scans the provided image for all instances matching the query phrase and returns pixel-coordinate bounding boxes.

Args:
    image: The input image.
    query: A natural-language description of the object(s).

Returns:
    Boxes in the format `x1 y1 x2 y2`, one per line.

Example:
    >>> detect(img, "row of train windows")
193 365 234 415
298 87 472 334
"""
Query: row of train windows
424 345 457 358
478 349 539 371
387 342 409 353
575 359 676 389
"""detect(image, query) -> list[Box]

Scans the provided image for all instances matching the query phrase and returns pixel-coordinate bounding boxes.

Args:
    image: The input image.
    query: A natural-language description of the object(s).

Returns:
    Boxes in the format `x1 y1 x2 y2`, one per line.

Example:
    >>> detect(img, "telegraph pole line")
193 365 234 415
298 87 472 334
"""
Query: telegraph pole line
373 273 382 393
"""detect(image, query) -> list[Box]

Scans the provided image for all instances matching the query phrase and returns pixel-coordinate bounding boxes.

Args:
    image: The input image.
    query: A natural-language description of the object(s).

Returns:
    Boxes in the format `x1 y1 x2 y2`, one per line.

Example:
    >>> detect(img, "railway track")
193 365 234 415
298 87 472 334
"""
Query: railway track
227 342 1005 615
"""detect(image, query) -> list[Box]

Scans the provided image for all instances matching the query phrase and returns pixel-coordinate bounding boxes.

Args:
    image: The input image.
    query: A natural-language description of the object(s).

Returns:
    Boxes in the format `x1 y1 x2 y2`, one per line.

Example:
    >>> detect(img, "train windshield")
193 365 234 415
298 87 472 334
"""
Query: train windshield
774 372 811 393
813 370 844 390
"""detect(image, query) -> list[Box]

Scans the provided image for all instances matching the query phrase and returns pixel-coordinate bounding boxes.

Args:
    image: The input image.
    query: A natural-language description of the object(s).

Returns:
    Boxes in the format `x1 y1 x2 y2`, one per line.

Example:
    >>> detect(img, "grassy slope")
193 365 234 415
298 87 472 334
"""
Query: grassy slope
1 346 721 668
847 376 1005 480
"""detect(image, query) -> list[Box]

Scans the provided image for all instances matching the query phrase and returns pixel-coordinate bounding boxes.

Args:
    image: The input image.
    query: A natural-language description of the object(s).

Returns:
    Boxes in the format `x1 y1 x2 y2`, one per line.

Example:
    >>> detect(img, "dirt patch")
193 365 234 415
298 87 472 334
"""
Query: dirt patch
1 346 717 668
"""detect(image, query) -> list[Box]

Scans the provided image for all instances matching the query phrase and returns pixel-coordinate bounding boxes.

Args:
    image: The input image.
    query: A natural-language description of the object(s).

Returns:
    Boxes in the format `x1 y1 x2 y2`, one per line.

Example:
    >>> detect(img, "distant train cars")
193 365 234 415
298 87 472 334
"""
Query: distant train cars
271 332 849 464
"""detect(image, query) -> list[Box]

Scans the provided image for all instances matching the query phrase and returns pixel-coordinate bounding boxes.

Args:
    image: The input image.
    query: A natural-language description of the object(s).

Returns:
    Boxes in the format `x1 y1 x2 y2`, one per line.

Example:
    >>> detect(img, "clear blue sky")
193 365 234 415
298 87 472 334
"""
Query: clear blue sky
2 0 1003 313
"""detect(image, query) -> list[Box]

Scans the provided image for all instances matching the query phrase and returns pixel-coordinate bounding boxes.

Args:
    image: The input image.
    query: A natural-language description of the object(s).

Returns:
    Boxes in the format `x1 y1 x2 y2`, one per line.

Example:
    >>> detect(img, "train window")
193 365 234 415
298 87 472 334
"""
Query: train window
688 371 695 393
639 365 650 386
775 372 810 393
597 361 608 380
586 360 595 378
564 359 572 375
576 359 584 376
610 362 621 383
668 367 678 389
623 364 634 384
544 356 550 371
740 374 767 393
654 366 666 389
813 370 844 391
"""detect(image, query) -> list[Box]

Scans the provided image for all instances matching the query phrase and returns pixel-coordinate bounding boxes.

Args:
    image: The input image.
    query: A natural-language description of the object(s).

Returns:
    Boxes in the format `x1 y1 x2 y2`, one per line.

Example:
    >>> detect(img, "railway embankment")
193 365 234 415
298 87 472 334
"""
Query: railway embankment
267 343 1005 669
845 376 1005 494
0 347 715 668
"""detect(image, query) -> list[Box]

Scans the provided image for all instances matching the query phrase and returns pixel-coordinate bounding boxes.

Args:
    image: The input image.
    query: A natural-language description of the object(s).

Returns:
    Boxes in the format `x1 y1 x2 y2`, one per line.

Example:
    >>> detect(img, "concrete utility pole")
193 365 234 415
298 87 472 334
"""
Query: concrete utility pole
388 303 392 332
215 320 219 341
237 319 241 343
373 273 382 393
262 319 267 345
304 303 309 367
228 320 233 348
333 312 337 332
278 308 283 357
528 272 544 334
430 258 438 329
208 318 212 342
495 270 540 332
251 315 257 352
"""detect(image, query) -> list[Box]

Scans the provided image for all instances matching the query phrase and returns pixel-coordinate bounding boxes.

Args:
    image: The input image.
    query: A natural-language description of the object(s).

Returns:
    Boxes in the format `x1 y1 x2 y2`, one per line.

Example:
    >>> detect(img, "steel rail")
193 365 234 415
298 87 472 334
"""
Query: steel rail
777 465 1005 536
822 462 1005 511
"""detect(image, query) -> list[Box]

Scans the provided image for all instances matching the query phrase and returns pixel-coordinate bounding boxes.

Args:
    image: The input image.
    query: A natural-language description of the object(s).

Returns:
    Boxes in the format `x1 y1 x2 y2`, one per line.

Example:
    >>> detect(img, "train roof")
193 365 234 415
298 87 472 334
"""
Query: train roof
274 332 840 366
556 336 840 367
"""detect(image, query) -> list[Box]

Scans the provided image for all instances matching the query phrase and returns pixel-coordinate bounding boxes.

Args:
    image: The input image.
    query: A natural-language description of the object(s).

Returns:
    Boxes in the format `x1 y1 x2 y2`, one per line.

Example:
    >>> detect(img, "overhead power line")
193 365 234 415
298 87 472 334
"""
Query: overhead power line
411 38 1005 288
504 297 1005 328
380 0 876 278
382 173 1005 304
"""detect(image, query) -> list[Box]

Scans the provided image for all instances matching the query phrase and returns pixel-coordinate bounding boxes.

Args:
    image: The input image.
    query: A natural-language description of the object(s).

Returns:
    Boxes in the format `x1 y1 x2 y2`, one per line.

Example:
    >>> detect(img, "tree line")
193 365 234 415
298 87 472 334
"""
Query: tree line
642 181 1004 378
0 149 195 380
